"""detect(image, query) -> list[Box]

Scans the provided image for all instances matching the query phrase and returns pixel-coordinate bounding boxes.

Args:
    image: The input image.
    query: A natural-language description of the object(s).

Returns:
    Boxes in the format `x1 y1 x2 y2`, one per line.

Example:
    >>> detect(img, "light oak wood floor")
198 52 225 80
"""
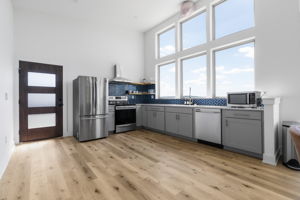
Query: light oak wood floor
1 129 300 200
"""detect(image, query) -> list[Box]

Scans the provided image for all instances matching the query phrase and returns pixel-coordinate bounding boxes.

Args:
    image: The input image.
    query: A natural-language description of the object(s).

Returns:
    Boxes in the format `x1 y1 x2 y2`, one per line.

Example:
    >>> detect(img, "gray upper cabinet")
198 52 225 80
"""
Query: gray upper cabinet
222 110 263 156
165 107 193 138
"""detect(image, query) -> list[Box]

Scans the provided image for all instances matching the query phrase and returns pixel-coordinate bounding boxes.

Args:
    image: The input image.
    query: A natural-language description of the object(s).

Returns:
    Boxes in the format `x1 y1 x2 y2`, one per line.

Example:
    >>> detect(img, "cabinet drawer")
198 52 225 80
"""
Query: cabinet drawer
165 107 193 114
147 106 165 112
223 110 262 120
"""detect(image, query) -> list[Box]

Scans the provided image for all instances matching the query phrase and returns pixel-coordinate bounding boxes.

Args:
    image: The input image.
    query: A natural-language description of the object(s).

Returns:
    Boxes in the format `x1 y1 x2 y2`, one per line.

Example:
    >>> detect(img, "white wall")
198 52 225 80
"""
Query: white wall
0 0 15 178
14 8 144 139
144 0 300 122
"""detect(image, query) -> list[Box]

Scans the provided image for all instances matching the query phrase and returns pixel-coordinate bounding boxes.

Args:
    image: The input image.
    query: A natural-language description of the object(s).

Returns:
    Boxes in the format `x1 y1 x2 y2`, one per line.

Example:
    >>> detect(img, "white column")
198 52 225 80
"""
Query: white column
262 97 281 165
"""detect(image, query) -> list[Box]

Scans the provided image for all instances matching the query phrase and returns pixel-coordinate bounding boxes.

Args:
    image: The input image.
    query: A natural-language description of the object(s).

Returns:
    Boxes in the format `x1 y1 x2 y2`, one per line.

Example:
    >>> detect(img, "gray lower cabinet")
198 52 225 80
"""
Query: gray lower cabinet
142 106 148 127
178 113 193 138
136 105 142 127
222 110 263 157
165 112 178 134
108 105 115 132
147 110 165 131
165 111 193 138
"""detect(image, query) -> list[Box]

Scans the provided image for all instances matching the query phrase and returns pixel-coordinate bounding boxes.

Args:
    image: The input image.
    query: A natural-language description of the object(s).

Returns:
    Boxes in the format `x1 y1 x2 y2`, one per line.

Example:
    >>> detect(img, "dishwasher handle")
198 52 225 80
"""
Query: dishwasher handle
195 108 221 113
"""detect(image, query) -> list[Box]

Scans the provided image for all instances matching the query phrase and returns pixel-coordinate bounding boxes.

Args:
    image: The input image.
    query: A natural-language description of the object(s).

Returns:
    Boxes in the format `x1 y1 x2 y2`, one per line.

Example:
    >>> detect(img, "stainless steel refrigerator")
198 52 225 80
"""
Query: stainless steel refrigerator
73 76 109 142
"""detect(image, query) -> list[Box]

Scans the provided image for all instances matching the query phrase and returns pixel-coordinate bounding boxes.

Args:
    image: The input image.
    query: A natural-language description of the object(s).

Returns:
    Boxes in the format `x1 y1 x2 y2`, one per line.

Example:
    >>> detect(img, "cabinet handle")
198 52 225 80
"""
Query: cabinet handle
234 114 250 117
225 119 228 127
178 114 180 120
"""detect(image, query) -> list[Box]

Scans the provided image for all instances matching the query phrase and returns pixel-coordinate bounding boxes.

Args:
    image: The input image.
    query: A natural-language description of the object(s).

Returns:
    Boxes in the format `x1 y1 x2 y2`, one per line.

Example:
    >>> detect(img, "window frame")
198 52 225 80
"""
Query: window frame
211 38 255 97
156 60 177 99
212 0 255 40
179 51 208 98
179 7 207 51
154 0 255 99
156 24 176 59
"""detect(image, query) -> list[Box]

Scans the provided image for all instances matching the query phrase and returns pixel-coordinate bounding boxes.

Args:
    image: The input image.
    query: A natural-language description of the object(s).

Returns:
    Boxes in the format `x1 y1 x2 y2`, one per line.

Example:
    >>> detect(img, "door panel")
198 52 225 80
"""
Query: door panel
147 111 155 129
28 93 56 107
223 118 262 154
28 72 56 87
165 112 178 134
155 111 165 132
28 113 56 129
19 61 63 142
178 114 193 138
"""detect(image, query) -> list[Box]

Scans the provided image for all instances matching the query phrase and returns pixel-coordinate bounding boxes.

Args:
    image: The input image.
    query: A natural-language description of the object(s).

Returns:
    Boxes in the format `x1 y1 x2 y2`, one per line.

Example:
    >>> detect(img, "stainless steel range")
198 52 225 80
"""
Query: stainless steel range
109 96 136 133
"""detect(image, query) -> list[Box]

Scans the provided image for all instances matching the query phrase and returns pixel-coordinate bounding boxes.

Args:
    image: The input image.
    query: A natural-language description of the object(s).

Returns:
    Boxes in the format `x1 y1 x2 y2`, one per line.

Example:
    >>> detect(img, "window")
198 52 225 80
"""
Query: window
155 0 255 99
214 42 255 97
214 0 254 39
159 62 176 98
182 54 207 97
181 12 206 50
158 28 176 58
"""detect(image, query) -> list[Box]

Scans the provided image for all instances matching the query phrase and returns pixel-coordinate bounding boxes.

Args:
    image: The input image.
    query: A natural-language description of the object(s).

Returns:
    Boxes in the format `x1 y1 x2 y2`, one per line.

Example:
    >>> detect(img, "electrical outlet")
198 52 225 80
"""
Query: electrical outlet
5 92 8 101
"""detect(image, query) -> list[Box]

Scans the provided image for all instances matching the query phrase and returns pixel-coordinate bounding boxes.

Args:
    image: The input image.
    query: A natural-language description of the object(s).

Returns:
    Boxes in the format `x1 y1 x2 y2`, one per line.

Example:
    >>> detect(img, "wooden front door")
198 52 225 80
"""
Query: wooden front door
19 61 63 142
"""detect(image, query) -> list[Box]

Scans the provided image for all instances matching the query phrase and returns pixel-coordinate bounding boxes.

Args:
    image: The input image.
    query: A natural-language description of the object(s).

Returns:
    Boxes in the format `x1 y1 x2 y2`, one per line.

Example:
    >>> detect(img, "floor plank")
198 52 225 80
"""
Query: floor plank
1 129 300 200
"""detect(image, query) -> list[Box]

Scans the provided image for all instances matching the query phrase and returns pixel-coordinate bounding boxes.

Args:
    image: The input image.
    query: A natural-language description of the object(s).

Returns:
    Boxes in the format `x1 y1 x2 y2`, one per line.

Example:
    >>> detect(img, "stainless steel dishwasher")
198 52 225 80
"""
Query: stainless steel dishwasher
195 108 221 145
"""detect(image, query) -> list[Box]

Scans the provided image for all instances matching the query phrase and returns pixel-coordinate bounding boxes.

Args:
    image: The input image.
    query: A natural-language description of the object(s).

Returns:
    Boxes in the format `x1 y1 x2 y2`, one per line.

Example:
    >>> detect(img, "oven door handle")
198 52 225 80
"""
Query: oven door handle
116 106 136 110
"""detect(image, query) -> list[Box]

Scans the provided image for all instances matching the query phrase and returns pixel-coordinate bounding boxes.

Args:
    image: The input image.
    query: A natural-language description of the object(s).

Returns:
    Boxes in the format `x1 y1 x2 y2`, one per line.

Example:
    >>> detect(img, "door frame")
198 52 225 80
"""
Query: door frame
19 61 63 142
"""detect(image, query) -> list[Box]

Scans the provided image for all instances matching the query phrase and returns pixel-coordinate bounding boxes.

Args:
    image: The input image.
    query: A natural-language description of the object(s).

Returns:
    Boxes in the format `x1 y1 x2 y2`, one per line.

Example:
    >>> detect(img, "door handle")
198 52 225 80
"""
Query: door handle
58 98 63 107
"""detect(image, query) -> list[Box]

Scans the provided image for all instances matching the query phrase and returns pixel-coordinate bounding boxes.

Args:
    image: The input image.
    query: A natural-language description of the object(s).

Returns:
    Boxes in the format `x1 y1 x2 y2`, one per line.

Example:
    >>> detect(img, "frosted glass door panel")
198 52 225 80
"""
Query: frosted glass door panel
28 72 56 87
28 93 56 108
28 113 56 129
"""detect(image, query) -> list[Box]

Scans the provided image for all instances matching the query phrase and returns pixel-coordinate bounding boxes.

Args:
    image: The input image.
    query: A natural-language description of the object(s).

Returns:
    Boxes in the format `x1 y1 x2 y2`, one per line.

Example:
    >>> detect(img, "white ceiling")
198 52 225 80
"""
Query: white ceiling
12 0 182 32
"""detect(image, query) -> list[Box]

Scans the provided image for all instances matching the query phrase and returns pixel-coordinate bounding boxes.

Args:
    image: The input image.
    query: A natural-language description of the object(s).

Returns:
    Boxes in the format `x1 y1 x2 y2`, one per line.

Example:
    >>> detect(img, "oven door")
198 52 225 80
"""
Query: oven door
115 106 136 126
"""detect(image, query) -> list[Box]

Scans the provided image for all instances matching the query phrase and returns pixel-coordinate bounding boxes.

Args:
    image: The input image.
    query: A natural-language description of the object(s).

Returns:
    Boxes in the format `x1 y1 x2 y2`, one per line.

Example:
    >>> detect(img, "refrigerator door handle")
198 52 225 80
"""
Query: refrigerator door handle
81 115 107 120
94 78 98 116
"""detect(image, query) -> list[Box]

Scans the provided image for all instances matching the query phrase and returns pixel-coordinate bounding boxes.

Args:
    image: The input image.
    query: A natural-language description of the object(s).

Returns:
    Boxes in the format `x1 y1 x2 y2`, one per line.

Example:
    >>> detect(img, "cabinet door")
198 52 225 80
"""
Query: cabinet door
136 105 142 127
108 111 115 132
147 111 155 129
165 112 177 134
223 118 262 154
142 106 148 127
178 113 193 138
155 111 165 132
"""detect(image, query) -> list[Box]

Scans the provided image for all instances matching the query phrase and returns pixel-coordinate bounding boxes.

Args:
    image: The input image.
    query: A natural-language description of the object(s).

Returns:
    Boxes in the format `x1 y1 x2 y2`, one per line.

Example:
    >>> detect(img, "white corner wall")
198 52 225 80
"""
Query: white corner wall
255 0 300 122
0 0 15 178
14 8 144 140
144 0 300 122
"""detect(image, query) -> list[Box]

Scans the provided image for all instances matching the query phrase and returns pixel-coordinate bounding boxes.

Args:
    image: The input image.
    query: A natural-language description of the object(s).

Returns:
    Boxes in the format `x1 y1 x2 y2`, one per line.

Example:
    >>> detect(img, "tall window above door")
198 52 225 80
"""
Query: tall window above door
181 11 207 50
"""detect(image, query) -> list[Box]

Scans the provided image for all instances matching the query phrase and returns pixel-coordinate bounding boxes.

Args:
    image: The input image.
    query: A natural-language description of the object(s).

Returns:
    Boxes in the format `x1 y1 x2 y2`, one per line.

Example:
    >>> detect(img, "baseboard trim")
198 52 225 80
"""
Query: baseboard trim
0 144 15 179
263 147 281 166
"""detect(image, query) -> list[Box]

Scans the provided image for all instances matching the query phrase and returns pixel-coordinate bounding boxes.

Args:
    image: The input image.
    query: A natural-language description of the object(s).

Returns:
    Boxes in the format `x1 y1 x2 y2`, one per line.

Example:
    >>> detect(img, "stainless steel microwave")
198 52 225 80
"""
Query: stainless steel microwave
227 92 261 108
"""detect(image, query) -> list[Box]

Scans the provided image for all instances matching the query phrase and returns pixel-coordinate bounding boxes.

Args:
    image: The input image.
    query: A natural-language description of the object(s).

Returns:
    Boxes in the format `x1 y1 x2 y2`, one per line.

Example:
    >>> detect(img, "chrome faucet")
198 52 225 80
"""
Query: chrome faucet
187 87 193 105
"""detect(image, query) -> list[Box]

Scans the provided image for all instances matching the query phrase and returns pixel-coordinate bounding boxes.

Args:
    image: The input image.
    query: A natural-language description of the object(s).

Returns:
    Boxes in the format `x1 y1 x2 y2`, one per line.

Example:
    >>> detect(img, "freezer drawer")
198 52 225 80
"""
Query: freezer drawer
78 115 108 142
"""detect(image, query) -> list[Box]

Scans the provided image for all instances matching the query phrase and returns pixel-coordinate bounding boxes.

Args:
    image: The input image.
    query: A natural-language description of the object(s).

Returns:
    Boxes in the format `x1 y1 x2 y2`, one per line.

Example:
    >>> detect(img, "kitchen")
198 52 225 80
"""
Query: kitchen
1 0 300 199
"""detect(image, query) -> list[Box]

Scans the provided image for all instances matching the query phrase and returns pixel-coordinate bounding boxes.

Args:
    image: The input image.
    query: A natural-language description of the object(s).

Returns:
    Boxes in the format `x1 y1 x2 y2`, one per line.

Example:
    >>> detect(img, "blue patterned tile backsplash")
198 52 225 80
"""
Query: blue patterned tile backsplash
109 82 227 106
